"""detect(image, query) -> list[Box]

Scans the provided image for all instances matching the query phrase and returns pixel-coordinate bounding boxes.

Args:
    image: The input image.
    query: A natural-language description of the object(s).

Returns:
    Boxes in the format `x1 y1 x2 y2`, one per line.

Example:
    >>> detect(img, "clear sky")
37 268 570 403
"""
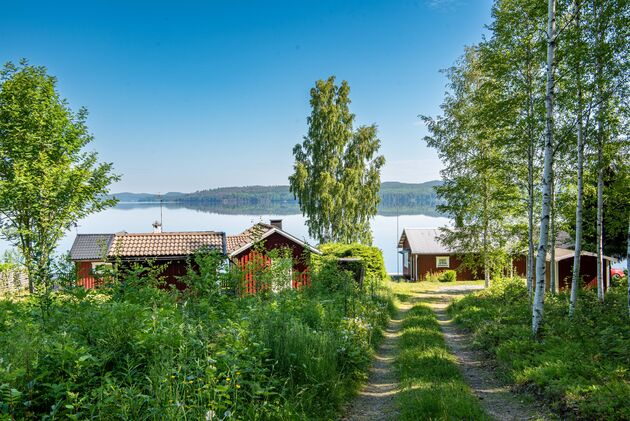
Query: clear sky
1 0 493 192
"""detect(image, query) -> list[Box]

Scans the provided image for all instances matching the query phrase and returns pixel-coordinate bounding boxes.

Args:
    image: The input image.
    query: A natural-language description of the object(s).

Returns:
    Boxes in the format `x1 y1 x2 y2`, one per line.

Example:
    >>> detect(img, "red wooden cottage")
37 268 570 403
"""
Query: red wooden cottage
69 219 320 292
545 247 614 291
398 227 614 287
226 219 321 293
398 228 526 281
70 230 226 289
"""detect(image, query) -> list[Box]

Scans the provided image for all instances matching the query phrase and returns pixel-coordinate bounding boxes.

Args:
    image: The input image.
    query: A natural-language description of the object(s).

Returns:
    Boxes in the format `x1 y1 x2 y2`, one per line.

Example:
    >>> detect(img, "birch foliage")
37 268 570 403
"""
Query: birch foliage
290 77 384 244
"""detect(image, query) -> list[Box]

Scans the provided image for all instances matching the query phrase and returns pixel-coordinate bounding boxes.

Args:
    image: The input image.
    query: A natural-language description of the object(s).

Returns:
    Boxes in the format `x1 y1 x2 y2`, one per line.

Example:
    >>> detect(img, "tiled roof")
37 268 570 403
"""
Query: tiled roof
226 223 274 254
109 232 225 258
226 222 321 256
70 234 115 260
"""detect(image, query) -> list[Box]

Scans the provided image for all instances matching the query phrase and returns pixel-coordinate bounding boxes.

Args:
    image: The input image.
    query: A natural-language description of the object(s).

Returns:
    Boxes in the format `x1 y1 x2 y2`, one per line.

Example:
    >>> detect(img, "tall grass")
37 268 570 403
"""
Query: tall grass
450 277 630 420
0 253 394 419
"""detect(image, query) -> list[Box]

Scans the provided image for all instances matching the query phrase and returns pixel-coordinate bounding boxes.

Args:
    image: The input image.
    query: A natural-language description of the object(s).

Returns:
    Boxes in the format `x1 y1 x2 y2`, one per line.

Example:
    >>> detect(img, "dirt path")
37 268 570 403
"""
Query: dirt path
341 300 413 421
421 285 552 421
343 284 552 421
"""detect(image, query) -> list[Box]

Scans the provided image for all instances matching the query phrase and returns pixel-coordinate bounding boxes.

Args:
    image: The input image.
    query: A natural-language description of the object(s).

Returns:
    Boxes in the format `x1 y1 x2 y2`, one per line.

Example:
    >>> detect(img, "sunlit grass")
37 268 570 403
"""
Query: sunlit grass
393 287 488 420
449 278 630 420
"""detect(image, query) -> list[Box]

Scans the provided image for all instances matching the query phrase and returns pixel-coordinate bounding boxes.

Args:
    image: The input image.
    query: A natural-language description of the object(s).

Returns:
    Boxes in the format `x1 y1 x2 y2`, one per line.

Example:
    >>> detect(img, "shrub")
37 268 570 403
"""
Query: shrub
439 270 457 283
317 243 388 283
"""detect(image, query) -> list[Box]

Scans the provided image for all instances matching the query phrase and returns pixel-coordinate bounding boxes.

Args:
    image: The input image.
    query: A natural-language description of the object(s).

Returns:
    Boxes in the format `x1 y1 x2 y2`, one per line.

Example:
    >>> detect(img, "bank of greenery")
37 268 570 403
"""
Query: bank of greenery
450 277 630 420
0 246 394 420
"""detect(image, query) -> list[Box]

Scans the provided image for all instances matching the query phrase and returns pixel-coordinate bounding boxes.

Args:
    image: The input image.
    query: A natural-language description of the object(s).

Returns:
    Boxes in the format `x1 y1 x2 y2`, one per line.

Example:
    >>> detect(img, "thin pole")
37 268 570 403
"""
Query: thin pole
396 201 399 277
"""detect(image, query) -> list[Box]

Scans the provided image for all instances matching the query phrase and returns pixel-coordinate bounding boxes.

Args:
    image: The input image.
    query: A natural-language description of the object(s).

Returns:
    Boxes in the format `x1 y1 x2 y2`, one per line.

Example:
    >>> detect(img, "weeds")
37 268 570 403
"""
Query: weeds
0 247 393 420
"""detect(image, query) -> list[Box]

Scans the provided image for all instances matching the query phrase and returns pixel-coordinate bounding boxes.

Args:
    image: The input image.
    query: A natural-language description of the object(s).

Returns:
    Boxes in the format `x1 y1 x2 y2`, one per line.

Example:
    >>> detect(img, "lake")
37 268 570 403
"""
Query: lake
0 203 450 274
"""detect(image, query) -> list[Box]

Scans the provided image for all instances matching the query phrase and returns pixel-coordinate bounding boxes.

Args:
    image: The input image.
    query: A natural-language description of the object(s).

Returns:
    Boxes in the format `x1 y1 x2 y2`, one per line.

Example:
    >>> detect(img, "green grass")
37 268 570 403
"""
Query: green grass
390 281 488 420
0 257 394 420
449 277 630 420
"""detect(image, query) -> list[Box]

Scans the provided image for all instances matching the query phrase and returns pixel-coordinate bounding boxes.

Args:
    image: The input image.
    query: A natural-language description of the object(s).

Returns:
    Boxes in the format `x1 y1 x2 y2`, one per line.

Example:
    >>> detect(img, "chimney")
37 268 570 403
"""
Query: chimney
152 220 162 233
270 219 283 230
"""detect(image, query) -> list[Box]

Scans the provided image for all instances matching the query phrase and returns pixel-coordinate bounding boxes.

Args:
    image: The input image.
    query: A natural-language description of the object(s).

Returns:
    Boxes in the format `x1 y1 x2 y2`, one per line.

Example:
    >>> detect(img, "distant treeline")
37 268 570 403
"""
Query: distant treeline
112 181 443 216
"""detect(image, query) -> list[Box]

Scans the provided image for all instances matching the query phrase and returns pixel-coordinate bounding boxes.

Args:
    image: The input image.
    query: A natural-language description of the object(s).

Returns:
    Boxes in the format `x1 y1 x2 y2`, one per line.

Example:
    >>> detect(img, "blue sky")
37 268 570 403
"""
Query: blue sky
0 0 493 192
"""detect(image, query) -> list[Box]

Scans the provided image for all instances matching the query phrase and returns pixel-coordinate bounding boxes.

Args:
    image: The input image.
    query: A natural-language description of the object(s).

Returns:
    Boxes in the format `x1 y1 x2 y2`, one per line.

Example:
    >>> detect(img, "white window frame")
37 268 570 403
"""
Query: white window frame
436 256 450 269
403 250 409 269
91 261 112 270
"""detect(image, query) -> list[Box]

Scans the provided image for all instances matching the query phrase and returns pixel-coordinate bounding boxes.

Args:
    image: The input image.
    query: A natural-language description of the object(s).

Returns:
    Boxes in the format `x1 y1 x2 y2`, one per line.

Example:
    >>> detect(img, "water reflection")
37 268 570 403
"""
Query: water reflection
0 203 450 274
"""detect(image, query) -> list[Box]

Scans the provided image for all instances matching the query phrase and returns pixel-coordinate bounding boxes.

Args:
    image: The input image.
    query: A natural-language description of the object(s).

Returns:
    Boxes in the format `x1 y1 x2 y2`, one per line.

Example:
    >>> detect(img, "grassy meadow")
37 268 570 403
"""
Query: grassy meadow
0 249 394 420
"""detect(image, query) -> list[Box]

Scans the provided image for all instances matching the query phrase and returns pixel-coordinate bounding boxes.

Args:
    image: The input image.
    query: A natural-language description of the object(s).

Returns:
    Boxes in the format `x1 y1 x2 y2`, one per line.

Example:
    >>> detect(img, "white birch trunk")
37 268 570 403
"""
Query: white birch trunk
533 0 555 337
626 217 629 316
527 140 535 298
483 227 490 288
594 0 605 304
569 0 583 317
596 148 604 302
569 84 584 316
550 168 556 294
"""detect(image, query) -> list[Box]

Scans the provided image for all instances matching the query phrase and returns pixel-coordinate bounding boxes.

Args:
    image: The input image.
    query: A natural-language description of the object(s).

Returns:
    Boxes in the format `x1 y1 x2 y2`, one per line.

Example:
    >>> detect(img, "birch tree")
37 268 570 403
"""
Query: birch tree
487 0 546 297
423 47 519 288
568 0 586 316
290 76 385 244
532 0 556 337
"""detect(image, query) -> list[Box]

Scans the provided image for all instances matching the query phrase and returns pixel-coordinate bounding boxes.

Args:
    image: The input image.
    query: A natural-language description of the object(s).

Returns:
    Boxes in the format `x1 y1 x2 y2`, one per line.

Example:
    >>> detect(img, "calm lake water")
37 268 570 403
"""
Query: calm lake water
0 204 450 273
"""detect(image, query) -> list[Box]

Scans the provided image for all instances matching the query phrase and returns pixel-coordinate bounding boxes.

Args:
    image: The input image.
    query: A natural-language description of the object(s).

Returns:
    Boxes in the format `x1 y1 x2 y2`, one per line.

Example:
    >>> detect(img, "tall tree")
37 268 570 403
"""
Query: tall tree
568 0 586 316
487 0 546 297
290 76 385 244
532 0 556 337
424 47 519 288
0 61 119 293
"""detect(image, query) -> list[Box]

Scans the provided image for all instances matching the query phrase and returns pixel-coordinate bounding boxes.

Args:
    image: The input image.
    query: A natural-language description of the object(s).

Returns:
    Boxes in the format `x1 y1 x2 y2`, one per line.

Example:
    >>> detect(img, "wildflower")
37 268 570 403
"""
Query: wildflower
205 409 216 420
226 377 231 382
236 384 241 389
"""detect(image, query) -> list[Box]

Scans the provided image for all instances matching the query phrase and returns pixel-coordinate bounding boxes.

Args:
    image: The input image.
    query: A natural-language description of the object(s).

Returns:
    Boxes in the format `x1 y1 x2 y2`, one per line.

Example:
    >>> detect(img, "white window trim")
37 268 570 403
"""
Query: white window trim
436 256 450 269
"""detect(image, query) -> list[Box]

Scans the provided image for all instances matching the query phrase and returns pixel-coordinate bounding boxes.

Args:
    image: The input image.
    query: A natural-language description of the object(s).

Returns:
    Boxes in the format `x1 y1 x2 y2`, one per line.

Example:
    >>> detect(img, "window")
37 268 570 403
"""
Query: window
436 256 450 268
402 250 409 269
91 261 111 270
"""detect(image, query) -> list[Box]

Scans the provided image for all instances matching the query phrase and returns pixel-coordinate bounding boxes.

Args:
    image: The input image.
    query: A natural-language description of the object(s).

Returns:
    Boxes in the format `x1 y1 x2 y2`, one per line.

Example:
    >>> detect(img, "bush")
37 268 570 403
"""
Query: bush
449 277 630 420
317 243 388 283
439 270 457 283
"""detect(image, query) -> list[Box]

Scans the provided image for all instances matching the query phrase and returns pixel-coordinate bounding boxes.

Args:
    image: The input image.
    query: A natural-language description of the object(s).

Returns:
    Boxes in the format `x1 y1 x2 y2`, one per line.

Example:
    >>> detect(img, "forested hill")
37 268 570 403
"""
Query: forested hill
112 181 443 215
